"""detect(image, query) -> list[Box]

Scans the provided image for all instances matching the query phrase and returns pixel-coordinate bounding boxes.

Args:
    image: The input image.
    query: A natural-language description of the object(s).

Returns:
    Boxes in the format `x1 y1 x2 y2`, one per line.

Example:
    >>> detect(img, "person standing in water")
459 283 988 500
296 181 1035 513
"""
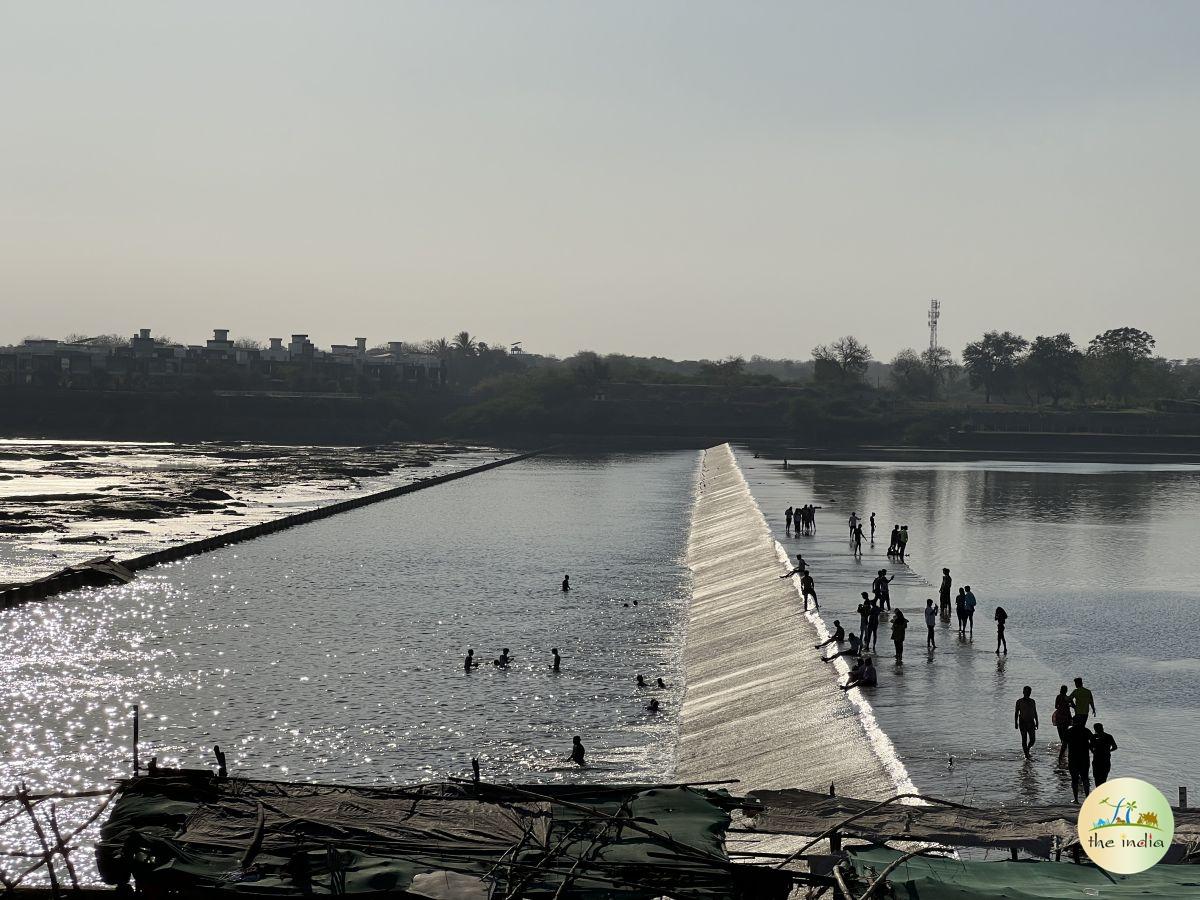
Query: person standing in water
869 513 876 541
863 600 881 652
1015 686 1039 760
852 523 866 557
1053 685 1072 763
562 575 570 592
569 736 586 766
1066 716 1093 802
1091 724 1118 785
872 569 894 610
856 593 871 645
888 525 900 556
955 588 967 634
995 606 1008 655
924 599 937 650
785 506 794 532
897 526 909 562
800 570 819 611
550 648 561 672
1069 677 1096 724
891 609 908 662
939 568 952 617
848 511 859 540
963 586 977 636
464 649 480 673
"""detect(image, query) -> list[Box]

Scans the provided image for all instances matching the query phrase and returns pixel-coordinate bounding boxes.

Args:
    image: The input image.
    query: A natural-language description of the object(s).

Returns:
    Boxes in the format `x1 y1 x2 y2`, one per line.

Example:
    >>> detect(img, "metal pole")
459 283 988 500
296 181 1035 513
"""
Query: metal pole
131 705 139 776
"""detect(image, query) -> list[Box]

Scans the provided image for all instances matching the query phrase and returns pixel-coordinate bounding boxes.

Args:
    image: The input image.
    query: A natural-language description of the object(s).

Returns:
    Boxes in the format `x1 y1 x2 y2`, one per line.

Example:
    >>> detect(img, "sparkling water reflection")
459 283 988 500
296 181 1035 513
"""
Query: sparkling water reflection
0 452 695 881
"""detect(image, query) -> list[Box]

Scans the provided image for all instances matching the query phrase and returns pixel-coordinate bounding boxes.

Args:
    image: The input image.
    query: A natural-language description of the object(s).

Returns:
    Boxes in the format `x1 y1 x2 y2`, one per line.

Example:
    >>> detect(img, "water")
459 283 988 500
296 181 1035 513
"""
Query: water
736 447 1200 807
0 451 695 794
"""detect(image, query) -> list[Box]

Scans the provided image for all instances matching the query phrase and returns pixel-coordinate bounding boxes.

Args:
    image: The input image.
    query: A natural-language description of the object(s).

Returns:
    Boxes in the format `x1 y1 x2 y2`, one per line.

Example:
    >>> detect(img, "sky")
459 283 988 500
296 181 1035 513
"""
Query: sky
3 2 1199 361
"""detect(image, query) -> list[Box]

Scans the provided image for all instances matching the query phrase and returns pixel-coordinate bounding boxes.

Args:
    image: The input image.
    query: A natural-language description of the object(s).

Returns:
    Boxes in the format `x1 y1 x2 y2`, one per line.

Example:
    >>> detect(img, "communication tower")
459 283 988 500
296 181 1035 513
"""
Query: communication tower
928 299 941 352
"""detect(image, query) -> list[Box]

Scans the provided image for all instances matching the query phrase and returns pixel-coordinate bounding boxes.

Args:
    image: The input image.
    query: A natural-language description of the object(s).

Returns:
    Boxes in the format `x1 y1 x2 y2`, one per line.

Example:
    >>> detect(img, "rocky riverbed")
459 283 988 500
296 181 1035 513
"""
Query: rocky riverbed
0 439 506 584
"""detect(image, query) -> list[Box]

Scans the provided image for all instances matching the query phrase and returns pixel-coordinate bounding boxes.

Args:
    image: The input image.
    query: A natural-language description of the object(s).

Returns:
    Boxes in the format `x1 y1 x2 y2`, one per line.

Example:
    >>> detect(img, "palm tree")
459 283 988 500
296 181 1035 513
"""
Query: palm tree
452 331 477 356
429 337 452 359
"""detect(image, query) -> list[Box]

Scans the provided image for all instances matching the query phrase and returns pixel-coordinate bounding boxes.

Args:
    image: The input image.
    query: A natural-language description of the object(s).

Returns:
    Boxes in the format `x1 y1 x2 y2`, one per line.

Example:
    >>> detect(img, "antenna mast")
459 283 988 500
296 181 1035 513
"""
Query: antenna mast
928 299 941 352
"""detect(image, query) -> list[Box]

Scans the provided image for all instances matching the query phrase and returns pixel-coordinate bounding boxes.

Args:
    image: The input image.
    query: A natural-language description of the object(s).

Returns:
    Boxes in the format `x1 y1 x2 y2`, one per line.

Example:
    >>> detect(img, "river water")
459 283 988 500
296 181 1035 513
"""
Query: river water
736 447 1200 807
4 443 1199 883
0 451 695 797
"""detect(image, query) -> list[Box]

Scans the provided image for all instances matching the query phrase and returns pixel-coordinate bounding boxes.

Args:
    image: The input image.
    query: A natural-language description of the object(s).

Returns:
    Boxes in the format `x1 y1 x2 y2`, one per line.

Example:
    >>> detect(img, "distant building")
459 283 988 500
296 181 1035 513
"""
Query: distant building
0 327 446 392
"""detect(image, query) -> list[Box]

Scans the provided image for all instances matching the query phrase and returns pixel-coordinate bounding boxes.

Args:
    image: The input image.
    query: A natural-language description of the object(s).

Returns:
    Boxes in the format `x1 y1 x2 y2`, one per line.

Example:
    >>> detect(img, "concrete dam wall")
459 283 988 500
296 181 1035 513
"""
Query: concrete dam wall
677 443 911 797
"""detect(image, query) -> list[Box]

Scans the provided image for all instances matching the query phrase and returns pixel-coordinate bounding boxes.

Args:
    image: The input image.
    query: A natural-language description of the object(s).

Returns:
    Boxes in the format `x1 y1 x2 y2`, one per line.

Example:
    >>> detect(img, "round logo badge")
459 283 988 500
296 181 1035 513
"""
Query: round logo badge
1077 777 1175 874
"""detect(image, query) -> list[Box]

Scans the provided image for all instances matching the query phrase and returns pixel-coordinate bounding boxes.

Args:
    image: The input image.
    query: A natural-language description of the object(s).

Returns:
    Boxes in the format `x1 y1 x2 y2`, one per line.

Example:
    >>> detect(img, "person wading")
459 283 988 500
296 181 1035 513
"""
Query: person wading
1015 686 1038 760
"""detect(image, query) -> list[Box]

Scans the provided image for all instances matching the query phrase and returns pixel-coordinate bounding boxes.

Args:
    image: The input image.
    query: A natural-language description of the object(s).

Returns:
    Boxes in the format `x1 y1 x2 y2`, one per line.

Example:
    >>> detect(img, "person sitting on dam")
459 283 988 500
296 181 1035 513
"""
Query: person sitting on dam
779 553 807 578
814 620 845 649
840 656 877 691
822 631 861 662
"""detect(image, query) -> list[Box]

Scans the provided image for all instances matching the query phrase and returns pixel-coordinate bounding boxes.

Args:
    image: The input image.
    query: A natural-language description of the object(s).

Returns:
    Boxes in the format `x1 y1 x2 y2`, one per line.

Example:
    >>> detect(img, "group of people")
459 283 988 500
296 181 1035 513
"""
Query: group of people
1015 678 1117 800
785 504 822 535
464 646 563 672
885 524 910 561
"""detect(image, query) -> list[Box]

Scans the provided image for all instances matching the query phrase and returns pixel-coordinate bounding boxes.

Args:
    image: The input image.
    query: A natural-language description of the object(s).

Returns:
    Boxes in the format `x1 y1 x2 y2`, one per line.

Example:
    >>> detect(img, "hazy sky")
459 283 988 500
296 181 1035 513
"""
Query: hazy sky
3 2 1199 360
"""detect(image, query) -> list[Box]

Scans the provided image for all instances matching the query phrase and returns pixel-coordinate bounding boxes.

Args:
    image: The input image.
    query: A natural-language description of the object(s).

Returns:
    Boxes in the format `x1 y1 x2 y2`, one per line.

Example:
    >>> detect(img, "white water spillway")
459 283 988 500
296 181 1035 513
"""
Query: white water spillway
678 443 912 797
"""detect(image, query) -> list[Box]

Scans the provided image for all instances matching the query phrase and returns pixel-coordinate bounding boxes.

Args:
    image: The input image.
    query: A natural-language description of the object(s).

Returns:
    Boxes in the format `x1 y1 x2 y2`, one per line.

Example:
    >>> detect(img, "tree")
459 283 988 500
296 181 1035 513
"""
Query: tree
961 331 1029 402
699 355 747 384
1087 327 1155 404
1022 333 1081 406
812 336 872 385
890 349 935 399
452 331 478 356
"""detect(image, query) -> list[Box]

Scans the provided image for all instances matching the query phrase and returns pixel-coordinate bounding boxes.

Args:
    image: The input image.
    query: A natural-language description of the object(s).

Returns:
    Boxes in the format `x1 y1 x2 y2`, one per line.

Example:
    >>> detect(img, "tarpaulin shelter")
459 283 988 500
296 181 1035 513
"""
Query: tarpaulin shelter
96 773 792 899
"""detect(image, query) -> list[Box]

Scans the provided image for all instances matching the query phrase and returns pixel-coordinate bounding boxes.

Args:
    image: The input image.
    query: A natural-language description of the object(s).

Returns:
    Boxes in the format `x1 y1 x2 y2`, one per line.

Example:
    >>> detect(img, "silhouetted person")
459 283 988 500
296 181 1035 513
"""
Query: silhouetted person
780 553 807 578
963 586 976 636
656 677 667 688
939 568 952 616
888 525 900 555
852 523 866 556
857 593 871 645
995 606 1008 655
897 526 909 562
785 506 793 532
562 575 570 592
823 632 862 662
494 648 511 668
924 599 937 650
800 571 819 611
872 569 894 610
955 588 967 634
891 610 908 662
636 674 647 687
815 620 845 649
863 600 881 652
646 698 660 713
1015 686 1038 760
841 656 877 691
848 511 859 539
1069 677 1096 724
1066 716 1093 802
551 648 561 672
869 512 876 541
464 649 480 673
1091 724 1118 785
1053 685 1071 762
570 736 585 766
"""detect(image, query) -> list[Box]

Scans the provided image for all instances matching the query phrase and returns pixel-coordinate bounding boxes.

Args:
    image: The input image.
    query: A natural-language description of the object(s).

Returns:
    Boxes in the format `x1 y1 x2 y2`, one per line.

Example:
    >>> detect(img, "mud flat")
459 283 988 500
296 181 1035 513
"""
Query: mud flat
678 443 906 797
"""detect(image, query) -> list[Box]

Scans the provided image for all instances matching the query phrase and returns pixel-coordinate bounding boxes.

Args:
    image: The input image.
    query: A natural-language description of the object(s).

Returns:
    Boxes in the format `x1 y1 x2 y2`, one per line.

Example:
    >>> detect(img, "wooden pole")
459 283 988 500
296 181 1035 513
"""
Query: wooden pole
131 705 139 776
1179 787 1188 810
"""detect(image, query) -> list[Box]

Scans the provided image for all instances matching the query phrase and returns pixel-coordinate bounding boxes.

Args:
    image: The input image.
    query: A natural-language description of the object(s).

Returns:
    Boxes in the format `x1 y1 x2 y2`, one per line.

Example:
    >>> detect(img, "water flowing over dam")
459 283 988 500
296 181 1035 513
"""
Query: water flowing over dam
678 443 911 797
